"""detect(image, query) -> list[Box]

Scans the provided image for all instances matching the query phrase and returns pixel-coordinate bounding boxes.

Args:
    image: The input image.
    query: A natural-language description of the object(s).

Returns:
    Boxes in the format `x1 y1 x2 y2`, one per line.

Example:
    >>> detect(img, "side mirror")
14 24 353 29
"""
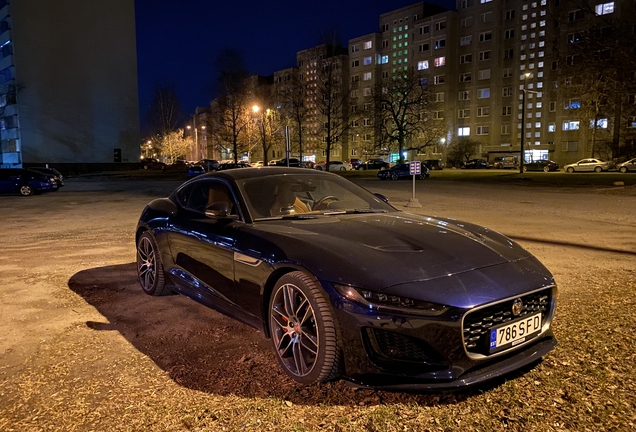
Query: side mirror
373 193 389 203
205 202 239 220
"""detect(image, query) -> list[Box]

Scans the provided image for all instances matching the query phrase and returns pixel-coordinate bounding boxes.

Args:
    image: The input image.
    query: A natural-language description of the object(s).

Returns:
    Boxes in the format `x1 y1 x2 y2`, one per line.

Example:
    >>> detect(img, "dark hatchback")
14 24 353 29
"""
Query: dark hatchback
463 159 489 169
357 158 390 170
135 168 557 390
377 163 430 180
523 160 559 172
31 167 64 189
0 168 57 196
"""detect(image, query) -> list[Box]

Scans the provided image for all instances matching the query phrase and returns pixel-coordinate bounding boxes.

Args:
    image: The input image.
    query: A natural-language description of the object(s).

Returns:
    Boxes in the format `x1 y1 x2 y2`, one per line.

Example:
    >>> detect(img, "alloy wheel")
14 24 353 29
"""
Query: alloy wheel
270 283 319 377
137 236 156 292
19 185 33 196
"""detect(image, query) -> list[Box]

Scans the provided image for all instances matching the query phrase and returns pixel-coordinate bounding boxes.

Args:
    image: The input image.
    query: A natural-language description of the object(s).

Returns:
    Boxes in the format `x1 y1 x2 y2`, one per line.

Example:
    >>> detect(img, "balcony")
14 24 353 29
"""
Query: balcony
0 53 12 71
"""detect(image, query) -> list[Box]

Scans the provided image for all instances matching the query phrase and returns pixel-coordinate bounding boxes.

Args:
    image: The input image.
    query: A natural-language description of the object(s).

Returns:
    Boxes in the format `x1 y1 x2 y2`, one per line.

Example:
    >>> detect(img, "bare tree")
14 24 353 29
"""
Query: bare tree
313 45 350 170
210 50 251 162
153 129 194 164
372 71 445 164
146 85 183 135
276 70 307 162
447 138 479 168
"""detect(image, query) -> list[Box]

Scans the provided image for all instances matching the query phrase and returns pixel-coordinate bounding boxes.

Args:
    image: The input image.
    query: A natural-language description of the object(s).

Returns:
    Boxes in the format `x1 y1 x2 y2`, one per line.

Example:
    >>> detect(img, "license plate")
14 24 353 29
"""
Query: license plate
489 313 542 353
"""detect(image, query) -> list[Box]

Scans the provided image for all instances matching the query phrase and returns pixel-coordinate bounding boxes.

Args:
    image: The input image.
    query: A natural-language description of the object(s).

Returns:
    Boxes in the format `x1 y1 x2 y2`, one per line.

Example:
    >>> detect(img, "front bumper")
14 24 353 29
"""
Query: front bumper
323 282 557 390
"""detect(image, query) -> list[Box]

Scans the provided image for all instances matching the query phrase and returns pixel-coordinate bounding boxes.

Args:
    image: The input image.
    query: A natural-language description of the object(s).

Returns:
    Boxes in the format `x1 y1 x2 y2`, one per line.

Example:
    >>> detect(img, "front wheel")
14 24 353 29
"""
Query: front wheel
543 166 550 173
620 166 627 173
316 166 323 171
268 271 341 384
594 166 602 173
566 167 574 173
391 171 399 180
19 185 33 196
136 232 170 296
339 166 346 171
523 166 528 173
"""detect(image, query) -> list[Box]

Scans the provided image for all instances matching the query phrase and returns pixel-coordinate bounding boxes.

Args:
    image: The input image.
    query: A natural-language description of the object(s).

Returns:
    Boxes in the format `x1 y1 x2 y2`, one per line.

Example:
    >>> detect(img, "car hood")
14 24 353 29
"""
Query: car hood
248 212 541 298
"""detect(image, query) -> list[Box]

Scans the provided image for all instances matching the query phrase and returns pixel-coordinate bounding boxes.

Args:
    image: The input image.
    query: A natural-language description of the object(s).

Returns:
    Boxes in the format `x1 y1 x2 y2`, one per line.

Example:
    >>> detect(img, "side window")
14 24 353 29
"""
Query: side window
178 181 238 215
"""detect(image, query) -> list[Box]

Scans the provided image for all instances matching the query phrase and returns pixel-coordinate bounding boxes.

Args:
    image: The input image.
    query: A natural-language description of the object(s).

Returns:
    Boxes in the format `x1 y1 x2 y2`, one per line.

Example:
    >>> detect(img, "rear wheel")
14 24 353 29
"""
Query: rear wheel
19 185 33 196
268 271 340 384
316 166 323 171
594 166 602 173
136 232 170 296
620 166 628 173
523 166 528 173
566 167 574 173
543 166 550 173
339 166 346 171
391 171 399 180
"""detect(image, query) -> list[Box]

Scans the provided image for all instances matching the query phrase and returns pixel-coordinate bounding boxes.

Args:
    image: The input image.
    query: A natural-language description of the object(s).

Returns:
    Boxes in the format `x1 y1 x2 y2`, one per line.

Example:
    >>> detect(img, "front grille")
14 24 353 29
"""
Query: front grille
366 328 441 363
462 288 552 356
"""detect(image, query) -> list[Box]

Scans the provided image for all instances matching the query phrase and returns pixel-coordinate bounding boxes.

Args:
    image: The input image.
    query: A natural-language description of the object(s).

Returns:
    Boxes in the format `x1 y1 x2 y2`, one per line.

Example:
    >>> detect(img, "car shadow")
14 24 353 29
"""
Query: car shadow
68 263 540 407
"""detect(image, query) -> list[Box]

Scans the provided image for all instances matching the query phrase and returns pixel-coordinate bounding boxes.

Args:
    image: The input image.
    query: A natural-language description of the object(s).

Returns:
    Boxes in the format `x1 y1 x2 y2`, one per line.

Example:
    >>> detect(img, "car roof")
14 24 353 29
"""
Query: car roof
194 166 336 181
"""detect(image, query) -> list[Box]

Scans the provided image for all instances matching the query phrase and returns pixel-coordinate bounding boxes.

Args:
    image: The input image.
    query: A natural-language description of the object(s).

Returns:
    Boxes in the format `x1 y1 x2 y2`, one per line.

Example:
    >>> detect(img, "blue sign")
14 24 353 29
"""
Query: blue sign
409 161 421 175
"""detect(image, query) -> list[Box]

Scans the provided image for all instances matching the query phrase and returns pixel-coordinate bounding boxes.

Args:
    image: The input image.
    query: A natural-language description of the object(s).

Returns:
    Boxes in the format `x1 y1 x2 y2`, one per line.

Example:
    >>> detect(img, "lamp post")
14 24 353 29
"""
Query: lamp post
519 74 538 174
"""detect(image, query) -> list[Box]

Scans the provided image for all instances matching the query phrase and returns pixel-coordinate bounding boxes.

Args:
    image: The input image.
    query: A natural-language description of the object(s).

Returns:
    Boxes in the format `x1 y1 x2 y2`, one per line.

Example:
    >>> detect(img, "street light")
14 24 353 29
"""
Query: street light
520 73 538 174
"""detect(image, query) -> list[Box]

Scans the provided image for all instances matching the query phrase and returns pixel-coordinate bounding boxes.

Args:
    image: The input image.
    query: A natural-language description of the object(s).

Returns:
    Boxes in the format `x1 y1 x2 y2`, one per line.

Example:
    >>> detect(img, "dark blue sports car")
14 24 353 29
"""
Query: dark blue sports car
135 167 557 389
377 163 430 180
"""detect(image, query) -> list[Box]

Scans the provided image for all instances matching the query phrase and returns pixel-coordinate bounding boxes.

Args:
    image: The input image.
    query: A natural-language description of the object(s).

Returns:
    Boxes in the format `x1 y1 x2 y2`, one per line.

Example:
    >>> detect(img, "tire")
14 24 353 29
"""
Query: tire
594 166 602 173
523 166 528 173
136 231 170 296
268 271 341 384
143 165 149 170
543 166 550 173
391 171 399 180
316 166 323 171
566 167 574 173
339 166 346 171
620 166 627 173
19 185 33 196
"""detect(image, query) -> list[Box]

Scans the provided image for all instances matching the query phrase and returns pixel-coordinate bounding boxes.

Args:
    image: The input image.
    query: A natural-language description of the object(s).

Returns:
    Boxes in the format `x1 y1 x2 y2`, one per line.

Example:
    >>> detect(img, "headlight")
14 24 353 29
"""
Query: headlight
333 283 449 316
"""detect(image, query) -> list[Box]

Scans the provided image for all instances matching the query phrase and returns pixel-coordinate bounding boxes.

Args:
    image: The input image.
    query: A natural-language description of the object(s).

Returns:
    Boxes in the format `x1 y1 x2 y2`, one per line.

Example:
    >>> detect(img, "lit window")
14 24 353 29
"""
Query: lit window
562 120 580 130
363 40 372 50
548 123 556 132
363 56 372 66
435 56 446 67
418 60 429 70
595 2 614 15
380 55 388 64
363 72 372 81
478 88 491 98
458 127 471 136
590 118 608 129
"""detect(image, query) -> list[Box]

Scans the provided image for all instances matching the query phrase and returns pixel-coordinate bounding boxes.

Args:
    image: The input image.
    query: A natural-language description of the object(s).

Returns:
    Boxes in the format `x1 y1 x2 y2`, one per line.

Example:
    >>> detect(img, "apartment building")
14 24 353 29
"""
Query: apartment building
0 0 140 170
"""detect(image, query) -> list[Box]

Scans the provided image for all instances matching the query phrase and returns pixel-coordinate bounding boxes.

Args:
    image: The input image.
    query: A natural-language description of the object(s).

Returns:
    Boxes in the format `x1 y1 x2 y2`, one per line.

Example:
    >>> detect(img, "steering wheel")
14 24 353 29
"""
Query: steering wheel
313 195 340 210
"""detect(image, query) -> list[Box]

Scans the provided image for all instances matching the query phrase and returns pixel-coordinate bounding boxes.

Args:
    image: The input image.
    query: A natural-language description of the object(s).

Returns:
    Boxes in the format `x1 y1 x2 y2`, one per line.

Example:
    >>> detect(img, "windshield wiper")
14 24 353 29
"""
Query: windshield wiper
322 208 388 215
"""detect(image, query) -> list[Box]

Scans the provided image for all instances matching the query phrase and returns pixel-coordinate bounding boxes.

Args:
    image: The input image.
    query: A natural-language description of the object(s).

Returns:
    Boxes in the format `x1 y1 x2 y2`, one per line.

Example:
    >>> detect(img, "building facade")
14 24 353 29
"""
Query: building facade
0 0 140 171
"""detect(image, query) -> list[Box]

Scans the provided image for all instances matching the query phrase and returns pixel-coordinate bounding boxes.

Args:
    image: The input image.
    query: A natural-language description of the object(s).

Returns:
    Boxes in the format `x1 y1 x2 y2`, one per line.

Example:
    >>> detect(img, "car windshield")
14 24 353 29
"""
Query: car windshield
238 173 396 221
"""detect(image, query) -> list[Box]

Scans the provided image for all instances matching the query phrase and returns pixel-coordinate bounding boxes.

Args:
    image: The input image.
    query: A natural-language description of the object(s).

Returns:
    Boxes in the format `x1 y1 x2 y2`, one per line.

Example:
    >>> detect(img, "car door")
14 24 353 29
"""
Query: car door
578 159 593 172
0 169 19 193
168 179 241 306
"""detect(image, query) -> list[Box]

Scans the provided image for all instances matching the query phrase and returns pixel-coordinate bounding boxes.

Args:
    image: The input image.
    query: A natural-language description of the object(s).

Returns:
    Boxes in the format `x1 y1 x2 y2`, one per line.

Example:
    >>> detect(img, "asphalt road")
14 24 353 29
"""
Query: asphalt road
0 174 635 430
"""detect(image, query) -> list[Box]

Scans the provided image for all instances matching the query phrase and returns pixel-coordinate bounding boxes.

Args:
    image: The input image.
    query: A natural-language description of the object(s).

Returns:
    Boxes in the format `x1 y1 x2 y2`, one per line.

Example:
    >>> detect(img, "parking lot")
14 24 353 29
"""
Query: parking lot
1 173 635 431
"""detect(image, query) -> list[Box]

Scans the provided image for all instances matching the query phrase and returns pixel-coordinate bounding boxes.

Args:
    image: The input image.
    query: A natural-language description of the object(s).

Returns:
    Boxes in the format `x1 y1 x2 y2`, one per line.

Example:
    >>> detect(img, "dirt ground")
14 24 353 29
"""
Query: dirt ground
0 175 635 431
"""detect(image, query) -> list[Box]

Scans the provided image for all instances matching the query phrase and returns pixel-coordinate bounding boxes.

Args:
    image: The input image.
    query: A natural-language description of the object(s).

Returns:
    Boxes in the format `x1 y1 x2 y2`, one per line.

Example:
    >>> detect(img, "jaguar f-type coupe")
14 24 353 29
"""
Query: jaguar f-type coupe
135 167 557 390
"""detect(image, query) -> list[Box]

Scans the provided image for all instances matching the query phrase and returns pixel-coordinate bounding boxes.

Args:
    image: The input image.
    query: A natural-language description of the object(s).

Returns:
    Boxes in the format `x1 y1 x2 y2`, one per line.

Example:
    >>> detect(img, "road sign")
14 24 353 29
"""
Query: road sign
409 161 421 175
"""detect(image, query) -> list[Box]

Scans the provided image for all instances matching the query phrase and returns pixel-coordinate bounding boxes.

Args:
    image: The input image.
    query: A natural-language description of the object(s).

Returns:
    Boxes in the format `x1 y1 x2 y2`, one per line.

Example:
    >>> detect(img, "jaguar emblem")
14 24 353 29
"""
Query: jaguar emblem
512 298 523 316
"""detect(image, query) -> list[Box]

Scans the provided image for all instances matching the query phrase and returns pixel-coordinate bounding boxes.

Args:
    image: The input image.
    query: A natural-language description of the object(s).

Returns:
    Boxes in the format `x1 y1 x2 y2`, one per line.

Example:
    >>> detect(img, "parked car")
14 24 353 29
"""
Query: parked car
187 165 206 178
357 158 390 171
314 161 351 171
135 167 557 389
563 158 610 173
252 161 264 168
523 160 559 172
30 167 64 189
617 158 636 173
0 168 57 196
275 158 301 167
167 160 190 171
197 159 220 172
140 158 166 171
492 156 518 169
347 158 363 169
217 162 252 170
377 163 430 180
268 159 280 166
463 159 489 169
422 159 443 170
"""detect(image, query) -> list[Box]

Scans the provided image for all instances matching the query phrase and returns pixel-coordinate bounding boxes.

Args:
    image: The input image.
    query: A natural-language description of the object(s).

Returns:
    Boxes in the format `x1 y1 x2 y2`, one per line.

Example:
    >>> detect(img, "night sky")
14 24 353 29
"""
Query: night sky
134 0 456 130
